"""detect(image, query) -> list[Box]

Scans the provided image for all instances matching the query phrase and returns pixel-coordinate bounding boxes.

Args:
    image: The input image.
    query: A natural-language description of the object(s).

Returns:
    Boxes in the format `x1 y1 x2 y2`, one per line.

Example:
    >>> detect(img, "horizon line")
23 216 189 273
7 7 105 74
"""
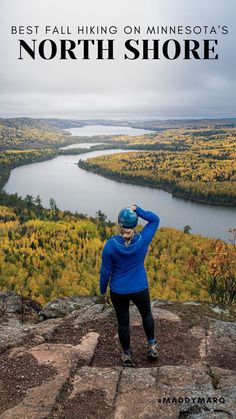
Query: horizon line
0 115 236 121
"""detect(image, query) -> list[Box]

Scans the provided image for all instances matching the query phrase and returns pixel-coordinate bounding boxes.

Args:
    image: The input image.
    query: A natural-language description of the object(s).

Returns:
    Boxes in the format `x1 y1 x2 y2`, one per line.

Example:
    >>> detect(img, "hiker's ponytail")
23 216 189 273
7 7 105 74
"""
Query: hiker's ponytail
117 224 135 247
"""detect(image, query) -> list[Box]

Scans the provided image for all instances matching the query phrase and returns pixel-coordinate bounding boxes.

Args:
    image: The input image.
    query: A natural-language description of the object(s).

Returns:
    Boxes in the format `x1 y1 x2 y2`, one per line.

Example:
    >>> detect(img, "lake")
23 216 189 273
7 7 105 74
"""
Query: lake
3 125 236 242
65 125 155 137
61 142 105 149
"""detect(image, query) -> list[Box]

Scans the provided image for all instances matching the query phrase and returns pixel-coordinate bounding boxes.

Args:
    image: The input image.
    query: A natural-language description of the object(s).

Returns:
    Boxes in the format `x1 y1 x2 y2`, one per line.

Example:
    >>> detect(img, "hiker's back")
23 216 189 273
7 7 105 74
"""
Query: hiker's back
108 234 148 293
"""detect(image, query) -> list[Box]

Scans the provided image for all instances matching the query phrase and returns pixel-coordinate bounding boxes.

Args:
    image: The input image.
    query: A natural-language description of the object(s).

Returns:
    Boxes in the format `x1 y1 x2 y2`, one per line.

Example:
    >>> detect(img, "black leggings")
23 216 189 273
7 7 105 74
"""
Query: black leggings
110 288 155 351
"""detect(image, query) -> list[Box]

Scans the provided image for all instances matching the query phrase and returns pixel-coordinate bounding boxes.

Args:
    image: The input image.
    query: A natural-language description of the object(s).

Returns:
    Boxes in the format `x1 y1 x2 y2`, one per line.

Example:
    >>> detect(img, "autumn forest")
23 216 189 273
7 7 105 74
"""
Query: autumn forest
0 118 235 308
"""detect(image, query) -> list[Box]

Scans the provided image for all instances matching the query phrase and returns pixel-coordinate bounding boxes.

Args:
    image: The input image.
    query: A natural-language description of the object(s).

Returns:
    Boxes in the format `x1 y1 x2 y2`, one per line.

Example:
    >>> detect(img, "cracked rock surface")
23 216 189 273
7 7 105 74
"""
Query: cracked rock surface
0 293 235 418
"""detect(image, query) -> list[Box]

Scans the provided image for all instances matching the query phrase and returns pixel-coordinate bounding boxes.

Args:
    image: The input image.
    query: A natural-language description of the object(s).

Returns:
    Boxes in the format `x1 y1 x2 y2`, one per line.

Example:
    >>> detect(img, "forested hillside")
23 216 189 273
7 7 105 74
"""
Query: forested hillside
0 118 73 150
79 126 236 205
0 201 235 306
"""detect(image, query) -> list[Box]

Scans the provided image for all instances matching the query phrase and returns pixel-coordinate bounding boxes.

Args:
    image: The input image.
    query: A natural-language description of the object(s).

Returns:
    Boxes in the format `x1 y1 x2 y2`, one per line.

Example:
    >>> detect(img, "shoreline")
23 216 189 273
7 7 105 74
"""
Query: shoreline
2 141 235 208
78 159 236 208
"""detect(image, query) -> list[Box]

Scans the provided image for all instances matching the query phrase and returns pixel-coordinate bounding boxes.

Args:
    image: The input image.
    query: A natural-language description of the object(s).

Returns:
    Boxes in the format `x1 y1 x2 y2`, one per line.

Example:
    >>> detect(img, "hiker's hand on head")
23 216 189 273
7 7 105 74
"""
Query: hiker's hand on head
131 205 137 211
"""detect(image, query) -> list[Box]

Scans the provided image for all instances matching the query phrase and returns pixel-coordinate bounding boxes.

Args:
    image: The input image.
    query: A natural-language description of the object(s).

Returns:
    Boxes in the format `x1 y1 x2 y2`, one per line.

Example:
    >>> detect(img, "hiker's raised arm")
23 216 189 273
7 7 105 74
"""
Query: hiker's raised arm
133 205 160 245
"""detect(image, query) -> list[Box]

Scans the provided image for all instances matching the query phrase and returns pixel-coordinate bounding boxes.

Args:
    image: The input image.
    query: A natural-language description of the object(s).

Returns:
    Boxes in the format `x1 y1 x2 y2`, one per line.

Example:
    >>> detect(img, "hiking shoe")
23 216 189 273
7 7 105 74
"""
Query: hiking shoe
147 342 158 359
122 352 134 367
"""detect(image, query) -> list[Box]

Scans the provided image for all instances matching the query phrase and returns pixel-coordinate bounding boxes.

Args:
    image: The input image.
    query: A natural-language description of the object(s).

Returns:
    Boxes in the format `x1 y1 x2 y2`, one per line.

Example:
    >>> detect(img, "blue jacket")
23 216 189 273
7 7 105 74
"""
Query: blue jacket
99 206 160 294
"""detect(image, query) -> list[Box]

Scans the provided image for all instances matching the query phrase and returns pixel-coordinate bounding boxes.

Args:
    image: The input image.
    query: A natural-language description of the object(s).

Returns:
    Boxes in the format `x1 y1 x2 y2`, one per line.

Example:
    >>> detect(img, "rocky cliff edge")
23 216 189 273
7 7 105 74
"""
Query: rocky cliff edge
0 292 235 419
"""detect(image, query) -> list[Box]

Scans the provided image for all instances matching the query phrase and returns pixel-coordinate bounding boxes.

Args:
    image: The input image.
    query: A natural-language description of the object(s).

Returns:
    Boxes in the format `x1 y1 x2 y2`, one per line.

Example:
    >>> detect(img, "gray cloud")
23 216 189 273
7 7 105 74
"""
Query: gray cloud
0 0 235 118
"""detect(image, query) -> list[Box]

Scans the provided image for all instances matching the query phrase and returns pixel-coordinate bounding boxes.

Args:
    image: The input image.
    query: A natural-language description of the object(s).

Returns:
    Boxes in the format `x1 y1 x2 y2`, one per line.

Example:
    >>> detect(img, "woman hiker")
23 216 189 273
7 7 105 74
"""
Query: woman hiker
99 204 160 367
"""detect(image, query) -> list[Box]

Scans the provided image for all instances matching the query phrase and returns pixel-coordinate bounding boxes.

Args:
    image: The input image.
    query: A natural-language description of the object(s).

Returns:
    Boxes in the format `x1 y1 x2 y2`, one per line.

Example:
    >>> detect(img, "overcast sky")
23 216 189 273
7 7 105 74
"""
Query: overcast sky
0 0 235 119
